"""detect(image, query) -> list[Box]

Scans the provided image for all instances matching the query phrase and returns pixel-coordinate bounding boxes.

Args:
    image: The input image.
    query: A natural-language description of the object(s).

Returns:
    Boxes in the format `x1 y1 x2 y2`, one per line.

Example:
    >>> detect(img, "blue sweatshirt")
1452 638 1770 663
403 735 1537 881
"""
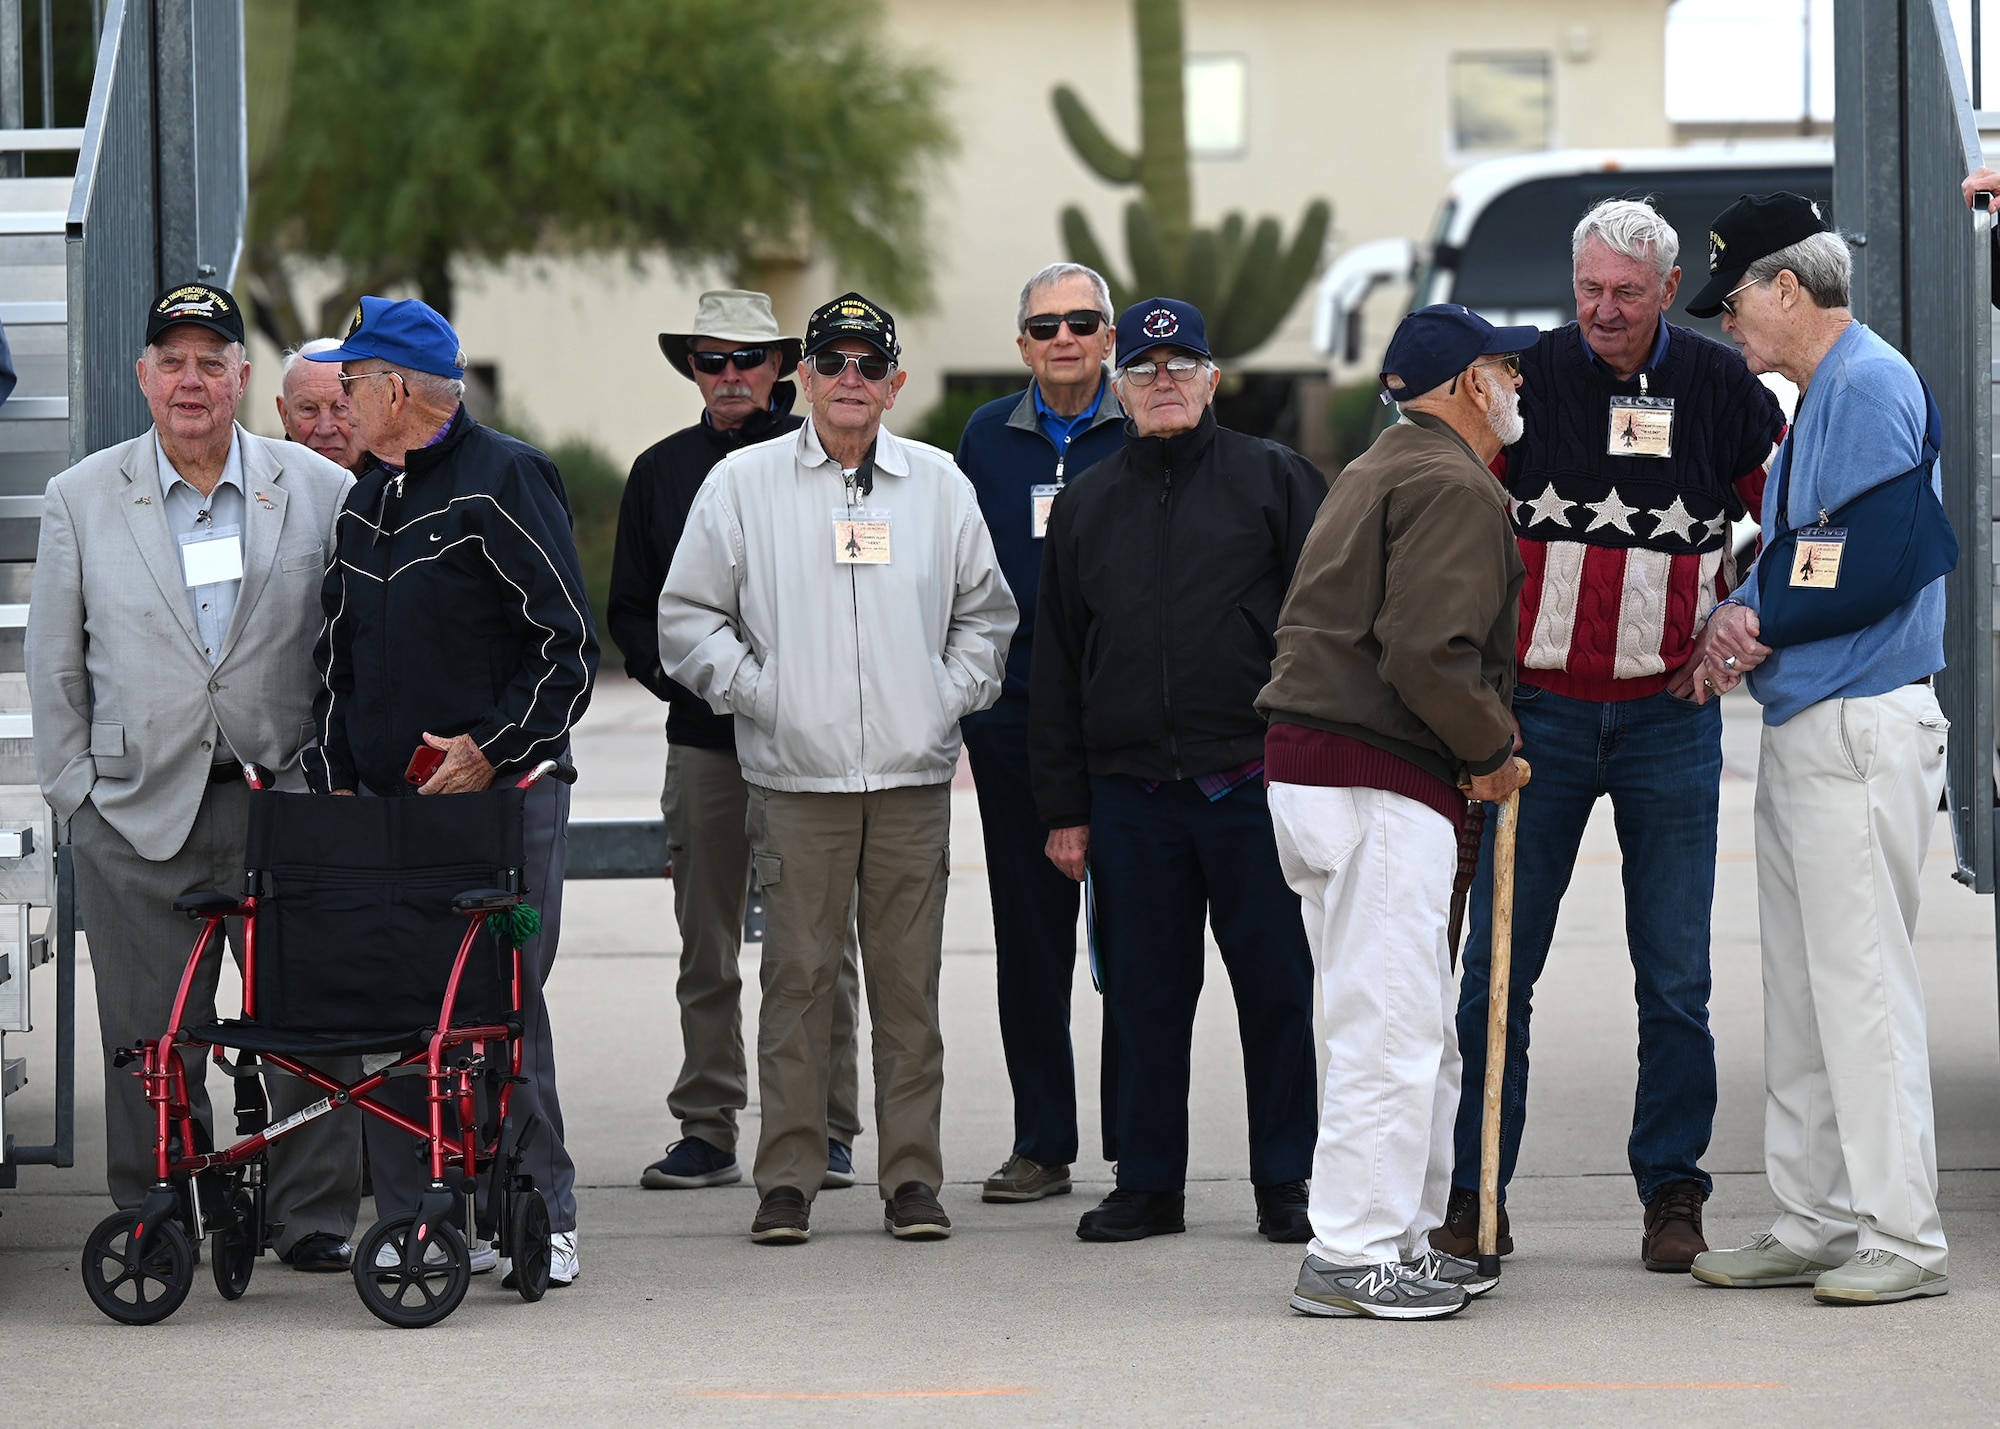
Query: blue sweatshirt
1737 322 1944 725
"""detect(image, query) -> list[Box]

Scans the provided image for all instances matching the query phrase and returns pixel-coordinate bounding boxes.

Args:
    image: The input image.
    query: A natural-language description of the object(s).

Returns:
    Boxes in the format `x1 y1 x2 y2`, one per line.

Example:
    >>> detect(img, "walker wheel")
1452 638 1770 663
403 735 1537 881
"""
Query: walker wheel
353 1214 471 1328
210 1186 257 1300
504 1184 551 1302
82 1210 195 1325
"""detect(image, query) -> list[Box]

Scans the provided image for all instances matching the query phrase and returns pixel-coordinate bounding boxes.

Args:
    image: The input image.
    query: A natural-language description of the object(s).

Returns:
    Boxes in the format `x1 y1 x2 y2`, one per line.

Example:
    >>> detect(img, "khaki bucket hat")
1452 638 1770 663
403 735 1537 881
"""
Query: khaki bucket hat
657 289 803 380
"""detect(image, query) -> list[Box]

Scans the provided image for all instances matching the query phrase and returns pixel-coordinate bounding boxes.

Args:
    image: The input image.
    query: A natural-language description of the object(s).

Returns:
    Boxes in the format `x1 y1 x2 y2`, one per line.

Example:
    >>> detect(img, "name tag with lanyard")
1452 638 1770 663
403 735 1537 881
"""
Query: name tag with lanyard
1608 373 1674 458
1789 523 1846 588
179 523 244 586
834 508 891 564
1030 484 1060 540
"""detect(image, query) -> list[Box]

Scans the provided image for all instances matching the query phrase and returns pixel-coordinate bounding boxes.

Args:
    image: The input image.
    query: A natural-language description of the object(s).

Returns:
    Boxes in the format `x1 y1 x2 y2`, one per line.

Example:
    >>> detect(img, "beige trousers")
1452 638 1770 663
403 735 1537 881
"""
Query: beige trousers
746 782 951 1200
663 744 860 1154
1755 685 1950 1272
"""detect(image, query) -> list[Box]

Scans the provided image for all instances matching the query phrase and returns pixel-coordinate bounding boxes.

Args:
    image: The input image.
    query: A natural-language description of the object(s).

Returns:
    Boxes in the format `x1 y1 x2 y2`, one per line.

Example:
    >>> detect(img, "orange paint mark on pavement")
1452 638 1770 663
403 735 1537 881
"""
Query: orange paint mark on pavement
695 1387 1039 1401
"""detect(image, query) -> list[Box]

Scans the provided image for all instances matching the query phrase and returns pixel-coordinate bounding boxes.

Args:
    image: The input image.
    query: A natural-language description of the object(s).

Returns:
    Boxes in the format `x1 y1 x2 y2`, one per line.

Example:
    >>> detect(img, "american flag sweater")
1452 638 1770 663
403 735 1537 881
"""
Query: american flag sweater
1499 322 1786 702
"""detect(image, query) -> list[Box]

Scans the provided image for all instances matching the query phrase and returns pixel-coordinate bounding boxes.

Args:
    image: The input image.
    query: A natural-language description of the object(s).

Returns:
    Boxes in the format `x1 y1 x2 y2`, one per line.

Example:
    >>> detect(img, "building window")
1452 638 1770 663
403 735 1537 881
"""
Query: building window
1451 52 1552 152
1185 54 1247 158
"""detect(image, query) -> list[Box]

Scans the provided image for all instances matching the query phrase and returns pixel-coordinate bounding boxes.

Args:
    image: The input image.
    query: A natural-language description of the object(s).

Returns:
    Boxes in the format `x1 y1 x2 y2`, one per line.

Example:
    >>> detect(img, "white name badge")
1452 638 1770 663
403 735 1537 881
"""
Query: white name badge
1030 484 1061 540
179 525 244 587
833 507 891 565
1608 396 1675 458
1790 526 1847 588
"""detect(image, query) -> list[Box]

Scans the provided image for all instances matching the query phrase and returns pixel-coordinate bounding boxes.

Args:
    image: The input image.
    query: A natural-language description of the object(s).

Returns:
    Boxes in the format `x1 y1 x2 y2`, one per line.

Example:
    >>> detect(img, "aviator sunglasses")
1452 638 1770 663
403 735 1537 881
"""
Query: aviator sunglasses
1024 309 1106 341
688 346 771 375
810 349 895 381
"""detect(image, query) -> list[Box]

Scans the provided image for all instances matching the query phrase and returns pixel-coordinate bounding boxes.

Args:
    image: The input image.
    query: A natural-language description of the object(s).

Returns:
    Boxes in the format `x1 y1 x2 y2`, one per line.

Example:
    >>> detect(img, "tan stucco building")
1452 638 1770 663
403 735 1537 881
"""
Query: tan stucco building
248 0 1673 466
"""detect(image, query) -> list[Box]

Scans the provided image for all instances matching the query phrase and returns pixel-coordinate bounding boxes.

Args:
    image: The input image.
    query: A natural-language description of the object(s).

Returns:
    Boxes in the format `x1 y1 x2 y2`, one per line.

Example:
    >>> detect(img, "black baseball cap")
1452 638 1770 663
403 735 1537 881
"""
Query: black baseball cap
1379 304 1540 403
1114 296 1211 367
803 291 900 362
146 283 244 346
1684 192 1831 318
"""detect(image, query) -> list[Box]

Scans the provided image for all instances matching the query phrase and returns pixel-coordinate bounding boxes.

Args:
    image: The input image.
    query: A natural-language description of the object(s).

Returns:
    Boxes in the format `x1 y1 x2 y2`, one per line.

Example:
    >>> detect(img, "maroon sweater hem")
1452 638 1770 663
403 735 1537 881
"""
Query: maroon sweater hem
1265 723 1466 831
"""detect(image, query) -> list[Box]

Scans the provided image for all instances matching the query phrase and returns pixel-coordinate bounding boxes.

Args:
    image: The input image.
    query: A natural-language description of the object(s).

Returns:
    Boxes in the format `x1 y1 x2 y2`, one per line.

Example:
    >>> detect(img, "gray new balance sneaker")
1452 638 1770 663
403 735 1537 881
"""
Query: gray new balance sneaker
1406 1247 1499 1297
1290 1255 1469 1320
1690 1232 1837 1288
1812 1249 1948 1305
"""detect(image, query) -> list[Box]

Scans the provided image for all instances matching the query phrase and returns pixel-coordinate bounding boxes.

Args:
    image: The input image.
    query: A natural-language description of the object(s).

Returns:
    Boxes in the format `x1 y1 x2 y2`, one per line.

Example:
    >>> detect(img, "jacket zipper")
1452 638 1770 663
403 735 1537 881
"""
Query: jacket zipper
1157 463 1181 778
845 470 867 784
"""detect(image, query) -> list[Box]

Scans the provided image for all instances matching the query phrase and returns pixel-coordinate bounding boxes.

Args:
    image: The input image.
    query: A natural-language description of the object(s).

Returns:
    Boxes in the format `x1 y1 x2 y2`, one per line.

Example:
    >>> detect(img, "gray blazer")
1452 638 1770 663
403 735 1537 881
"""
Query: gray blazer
26 425 353 860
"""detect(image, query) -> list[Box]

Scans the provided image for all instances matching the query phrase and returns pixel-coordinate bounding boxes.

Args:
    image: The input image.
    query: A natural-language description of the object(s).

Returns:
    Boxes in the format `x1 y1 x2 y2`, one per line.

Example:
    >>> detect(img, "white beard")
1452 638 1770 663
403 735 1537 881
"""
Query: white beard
1483 369 1525 446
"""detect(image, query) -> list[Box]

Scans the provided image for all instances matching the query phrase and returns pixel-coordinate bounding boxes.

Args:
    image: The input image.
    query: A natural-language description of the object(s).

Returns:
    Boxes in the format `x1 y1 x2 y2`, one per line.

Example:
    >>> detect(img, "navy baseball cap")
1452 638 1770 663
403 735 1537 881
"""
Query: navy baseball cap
1684 191 1831 318
1379 304 1540 403
1115 296 1210 367
304 296 467 379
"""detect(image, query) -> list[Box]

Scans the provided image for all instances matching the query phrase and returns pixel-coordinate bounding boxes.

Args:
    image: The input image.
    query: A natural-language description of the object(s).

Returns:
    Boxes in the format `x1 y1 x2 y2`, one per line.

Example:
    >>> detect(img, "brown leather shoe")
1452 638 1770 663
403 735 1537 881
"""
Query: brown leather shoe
1428 1184 1512 1258
1641 1180 1708 1272
750 1186 810 1245
884 1181 952 1240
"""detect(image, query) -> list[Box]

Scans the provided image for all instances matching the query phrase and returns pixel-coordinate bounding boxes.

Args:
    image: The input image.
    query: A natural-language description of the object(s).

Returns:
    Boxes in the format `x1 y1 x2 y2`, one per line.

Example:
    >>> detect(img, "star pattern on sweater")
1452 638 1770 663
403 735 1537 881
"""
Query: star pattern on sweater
1702 512 1730 544
1522 482 1576 527
1648 496 1699 542
1585 487 1640 534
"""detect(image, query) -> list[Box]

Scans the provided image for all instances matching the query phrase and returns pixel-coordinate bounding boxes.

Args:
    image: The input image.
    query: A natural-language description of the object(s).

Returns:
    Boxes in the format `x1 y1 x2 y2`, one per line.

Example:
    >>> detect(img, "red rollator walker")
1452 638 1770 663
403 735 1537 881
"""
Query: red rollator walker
80 758 574 1329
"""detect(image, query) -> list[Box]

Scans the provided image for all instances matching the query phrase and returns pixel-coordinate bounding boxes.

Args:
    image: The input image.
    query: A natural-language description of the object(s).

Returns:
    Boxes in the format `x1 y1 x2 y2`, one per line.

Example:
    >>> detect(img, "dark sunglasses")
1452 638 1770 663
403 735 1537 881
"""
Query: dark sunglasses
1473 352 1523 376
810 350 895 382
688 346 771 375
1023 309 1106 341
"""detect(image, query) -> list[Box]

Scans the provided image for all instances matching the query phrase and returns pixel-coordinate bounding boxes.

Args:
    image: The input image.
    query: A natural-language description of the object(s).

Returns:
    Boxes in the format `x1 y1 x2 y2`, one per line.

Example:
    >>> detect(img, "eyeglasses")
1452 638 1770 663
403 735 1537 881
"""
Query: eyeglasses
810 350 895 382
689 346 771 375
1718 278 1760 316
336 369 401 392
1473 353 1522 376
1023 310 1106 341
1119 355 1207 387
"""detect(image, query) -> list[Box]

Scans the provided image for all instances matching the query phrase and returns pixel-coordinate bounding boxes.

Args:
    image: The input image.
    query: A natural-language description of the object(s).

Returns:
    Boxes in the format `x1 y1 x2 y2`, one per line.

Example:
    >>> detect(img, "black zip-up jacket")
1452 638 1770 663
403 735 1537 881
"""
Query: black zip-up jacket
308 407 599 795
606 385 801 749
1029 407 1327 827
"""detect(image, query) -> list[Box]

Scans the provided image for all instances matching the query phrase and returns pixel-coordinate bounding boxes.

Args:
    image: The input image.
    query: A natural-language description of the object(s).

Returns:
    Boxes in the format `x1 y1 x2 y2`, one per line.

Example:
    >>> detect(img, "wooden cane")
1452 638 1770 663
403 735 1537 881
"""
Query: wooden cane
1478 758 1531 1280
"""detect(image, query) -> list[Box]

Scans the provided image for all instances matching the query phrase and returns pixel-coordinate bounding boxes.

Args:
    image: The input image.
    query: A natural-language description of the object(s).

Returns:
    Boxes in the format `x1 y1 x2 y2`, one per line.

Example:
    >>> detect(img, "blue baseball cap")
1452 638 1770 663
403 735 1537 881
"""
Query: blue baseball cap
1379 304 1540 403
304 296 466 379
1115 296 1210 367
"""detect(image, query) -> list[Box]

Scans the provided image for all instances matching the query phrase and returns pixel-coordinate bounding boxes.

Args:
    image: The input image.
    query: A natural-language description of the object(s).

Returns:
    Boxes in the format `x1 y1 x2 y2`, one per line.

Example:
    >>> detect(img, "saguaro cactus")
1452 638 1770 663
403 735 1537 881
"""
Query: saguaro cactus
1053 0 1329 361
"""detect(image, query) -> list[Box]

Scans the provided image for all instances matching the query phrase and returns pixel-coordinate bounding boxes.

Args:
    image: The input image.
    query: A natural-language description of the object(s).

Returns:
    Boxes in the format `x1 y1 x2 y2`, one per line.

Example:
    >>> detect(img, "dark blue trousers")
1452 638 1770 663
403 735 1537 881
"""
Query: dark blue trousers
964 698 1115 1164
1088 774 1317 1192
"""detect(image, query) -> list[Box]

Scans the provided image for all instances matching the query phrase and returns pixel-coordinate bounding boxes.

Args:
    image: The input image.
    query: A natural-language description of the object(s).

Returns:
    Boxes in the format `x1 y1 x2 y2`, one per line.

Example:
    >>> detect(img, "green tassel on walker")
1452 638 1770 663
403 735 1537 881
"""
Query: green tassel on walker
486 903 541 946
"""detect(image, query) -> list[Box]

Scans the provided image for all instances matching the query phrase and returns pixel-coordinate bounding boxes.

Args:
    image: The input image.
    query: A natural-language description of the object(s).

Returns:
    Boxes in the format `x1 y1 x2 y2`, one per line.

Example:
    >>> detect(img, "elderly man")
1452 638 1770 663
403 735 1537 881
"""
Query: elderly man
274 337 365 471
956 262 1126 1203
1435 199 1787 1274
305 297 597 1286
659 291 1015 1244
1032 297 1324 1243
609 290 864 1194
25 283 355 1269
1263 304 1531 1320
1686 194 1952 1306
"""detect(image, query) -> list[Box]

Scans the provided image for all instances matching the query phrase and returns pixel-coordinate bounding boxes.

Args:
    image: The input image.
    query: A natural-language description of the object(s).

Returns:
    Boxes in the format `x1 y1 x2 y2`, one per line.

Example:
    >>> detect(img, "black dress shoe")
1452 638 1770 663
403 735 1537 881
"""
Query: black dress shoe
285 1231 352 1272
1076 1189 1186 1242
1254 1179 1312 1243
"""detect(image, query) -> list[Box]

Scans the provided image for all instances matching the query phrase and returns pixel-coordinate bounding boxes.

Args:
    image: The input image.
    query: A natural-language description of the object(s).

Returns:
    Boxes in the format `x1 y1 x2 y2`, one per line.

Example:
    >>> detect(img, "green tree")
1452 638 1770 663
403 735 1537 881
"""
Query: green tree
245 0 952 349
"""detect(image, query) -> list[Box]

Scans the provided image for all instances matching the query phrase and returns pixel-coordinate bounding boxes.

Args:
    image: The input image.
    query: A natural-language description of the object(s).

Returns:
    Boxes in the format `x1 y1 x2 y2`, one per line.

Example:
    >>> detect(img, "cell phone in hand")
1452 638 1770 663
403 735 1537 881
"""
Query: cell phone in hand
405 743 446 786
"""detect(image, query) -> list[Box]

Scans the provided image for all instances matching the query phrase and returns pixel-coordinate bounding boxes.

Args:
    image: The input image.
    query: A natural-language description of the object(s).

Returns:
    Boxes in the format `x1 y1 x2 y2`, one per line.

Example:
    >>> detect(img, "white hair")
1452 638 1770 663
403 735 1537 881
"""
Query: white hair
1743 230 1852 309
1572 198 1680 284
280 336 343 388
1017 263 1113 331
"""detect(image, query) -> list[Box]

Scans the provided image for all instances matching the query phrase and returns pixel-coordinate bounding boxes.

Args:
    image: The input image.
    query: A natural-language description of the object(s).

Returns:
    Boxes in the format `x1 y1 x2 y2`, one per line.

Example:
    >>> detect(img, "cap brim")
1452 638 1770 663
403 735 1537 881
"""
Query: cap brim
1114 339 1212 367
658 332 804 380
150 316 244 347
1683 265 1748 320
1483 324 1543 354
300 342 367 364
801 332 896 363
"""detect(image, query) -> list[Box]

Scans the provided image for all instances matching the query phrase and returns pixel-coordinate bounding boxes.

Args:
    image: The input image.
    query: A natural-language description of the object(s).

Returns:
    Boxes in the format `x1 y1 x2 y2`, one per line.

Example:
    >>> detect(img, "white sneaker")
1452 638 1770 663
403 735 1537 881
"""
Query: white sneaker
500 1229 579 1288
468 1237 498 1275
550 1230 578 1286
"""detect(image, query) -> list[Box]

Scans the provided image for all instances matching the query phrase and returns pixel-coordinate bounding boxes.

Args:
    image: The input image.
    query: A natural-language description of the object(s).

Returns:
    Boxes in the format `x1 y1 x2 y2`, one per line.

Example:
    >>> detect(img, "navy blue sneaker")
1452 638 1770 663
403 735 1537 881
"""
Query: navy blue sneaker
823 1139 856 1190
641 1136 742 1189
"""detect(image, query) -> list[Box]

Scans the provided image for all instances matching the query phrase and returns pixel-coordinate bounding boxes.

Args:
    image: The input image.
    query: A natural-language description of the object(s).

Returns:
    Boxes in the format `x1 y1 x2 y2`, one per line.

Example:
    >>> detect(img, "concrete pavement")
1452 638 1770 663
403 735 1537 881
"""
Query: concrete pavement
5 675 2000 1425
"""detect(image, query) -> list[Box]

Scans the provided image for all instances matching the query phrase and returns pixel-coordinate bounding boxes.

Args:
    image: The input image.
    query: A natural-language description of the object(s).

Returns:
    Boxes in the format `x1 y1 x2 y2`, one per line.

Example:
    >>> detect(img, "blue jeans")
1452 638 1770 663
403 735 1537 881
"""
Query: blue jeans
1451 684 1720 1205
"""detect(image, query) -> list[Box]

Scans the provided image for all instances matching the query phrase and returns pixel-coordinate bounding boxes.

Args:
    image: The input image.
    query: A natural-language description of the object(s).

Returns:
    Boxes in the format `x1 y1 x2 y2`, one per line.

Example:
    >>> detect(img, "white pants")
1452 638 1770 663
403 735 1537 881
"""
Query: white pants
1270 782 1460 1266
1755 686 1949 1272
